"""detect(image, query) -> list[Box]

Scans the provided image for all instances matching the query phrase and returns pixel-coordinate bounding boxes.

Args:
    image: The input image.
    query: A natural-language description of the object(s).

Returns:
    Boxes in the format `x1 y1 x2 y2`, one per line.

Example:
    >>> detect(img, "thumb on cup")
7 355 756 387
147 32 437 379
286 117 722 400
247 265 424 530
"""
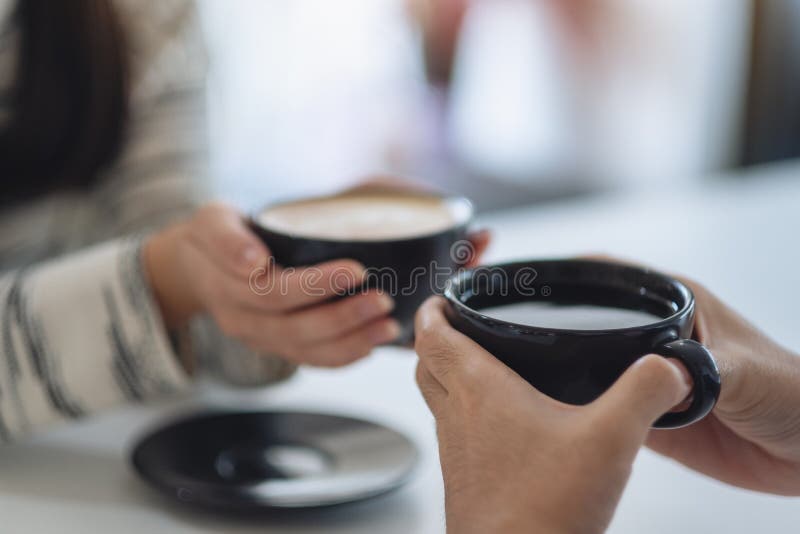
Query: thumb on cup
591 355 692 436
192 203 271 278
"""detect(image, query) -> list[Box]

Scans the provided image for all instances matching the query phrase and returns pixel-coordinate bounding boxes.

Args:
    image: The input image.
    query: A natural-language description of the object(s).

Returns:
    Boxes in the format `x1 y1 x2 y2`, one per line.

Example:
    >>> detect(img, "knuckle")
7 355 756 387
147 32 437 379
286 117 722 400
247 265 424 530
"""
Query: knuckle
415 331 462 378
453 380 485 413
459 355 485 383
414 326 448 357
637 355 678 388
415 313 438 339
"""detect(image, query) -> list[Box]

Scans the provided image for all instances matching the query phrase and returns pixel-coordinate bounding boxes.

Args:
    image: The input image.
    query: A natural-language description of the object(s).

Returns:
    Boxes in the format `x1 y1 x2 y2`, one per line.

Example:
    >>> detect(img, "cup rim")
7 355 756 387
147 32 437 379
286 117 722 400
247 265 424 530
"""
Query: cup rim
250 190 475 245
443 258 695 336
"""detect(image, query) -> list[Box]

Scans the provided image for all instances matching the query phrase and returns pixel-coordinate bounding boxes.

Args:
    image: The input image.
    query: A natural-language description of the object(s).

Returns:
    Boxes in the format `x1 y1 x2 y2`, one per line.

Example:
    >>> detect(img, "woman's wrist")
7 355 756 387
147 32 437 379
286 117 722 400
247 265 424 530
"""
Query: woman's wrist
144 223 202 330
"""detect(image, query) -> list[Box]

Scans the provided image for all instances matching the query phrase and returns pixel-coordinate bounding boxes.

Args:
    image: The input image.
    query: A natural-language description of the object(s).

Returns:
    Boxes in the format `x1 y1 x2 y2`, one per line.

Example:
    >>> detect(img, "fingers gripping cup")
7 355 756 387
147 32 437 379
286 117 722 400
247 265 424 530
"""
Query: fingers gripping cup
443 259 721 429
250 189 474 344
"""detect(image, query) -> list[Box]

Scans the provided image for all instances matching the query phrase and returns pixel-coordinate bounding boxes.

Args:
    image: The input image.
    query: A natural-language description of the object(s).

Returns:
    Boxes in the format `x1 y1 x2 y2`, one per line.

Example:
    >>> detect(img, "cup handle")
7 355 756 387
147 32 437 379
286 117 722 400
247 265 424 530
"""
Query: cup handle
651 339 721 429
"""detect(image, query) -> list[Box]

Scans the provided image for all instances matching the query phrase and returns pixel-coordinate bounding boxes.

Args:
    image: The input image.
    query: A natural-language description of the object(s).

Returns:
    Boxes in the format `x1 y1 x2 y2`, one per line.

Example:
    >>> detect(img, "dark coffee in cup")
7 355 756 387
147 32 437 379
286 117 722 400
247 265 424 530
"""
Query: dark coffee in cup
477 302 665 330
444 259 721 429
251 189 474 343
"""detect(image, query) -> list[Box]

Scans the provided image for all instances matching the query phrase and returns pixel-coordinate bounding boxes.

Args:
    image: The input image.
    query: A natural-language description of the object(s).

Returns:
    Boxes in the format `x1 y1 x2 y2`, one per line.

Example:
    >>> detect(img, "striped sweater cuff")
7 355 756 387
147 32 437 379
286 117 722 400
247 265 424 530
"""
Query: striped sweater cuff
0 238 189 440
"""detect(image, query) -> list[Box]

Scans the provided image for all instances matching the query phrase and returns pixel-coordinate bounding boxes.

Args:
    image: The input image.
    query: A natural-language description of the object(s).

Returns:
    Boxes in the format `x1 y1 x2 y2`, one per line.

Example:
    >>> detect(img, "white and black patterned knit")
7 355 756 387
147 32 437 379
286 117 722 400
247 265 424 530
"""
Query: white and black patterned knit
0 0 295 442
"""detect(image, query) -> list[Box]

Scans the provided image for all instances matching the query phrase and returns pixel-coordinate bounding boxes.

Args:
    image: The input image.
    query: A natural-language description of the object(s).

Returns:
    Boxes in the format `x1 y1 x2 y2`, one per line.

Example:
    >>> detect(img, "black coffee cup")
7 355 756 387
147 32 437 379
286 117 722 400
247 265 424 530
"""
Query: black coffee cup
250 189 474 343
443 259 721 429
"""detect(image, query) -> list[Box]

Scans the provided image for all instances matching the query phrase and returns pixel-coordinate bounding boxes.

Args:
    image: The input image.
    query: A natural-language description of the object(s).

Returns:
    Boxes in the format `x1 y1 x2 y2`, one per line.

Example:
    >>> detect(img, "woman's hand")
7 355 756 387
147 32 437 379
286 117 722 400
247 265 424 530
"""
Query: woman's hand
645 278 800 495
414 297 690 534
144 203 400 367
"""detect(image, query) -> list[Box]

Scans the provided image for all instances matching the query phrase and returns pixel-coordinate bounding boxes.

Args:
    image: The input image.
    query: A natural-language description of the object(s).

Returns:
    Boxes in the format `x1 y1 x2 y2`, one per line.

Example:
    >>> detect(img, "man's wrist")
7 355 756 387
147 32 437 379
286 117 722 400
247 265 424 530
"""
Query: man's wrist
446 499 576 534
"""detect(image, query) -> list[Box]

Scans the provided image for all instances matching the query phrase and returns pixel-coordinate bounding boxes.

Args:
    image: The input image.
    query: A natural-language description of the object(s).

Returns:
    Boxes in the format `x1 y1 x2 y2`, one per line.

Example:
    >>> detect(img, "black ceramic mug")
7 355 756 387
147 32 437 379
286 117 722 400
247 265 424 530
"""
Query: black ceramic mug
250 189 474 343
443 259 721 429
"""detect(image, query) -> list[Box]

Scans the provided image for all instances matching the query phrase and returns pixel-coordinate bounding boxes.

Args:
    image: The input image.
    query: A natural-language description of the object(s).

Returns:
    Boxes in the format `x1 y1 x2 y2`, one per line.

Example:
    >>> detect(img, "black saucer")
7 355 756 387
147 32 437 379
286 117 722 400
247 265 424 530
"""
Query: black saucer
130 411 418 511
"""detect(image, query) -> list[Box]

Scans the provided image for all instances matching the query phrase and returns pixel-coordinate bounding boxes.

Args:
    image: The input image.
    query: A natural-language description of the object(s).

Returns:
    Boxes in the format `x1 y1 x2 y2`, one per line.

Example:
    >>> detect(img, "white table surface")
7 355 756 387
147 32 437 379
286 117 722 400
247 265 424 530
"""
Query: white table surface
2 161 799 533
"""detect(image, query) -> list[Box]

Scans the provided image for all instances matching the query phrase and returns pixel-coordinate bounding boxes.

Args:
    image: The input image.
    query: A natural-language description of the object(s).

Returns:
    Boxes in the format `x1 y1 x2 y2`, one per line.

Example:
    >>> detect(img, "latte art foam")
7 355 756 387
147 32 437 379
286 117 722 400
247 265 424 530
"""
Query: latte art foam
258 194 462 241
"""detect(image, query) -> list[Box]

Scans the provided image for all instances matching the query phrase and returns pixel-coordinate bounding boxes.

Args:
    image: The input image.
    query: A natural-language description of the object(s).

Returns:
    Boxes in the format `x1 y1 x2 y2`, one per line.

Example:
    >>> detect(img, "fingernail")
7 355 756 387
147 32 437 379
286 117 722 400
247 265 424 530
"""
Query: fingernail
358 294 395 319
241 245 262 268
377 294 395 313
352 262 368 283
371 320 401 344
241 245 268 269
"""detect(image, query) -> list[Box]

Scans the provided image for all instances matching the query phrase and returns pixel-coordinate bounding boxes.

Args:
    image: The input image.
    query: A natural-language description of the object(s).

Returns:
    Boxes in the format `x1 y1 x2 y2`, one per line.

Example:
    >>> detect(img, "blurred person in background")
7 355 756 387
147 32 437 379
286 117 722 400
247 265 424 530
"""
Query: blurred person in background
0 0 447 442
406 0 751 192
407 0 470 86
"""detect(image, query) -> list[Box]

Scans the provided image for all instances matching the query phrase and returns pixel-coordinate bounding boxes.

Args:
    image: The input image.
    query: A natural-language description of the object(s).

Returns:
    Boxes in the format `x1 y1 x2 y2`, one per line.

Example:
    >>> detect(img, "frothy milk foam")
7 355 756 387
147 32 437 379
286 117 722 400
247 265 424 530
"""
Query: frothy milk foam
258 193 461 240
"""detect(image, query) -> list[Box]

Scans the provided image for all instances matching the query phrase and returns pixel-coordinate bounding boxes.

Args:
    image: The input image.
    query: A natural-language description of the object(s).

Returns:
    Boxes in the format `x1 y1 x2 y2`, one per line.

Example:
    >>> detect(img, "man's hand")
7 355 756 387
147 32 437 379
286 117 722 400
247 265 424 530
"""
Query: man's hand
583 255 800 496
414 297 690 534
645 278 800 495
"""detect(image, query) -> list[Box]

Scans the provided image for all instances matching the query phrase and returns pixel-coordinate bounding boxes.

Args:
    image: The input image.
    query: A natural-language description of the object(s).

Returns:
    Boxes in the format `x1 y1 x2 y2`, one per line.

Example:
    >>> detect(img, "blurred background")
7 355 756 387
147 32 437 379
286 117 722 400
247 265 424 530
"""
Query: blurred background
198 0 800 212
